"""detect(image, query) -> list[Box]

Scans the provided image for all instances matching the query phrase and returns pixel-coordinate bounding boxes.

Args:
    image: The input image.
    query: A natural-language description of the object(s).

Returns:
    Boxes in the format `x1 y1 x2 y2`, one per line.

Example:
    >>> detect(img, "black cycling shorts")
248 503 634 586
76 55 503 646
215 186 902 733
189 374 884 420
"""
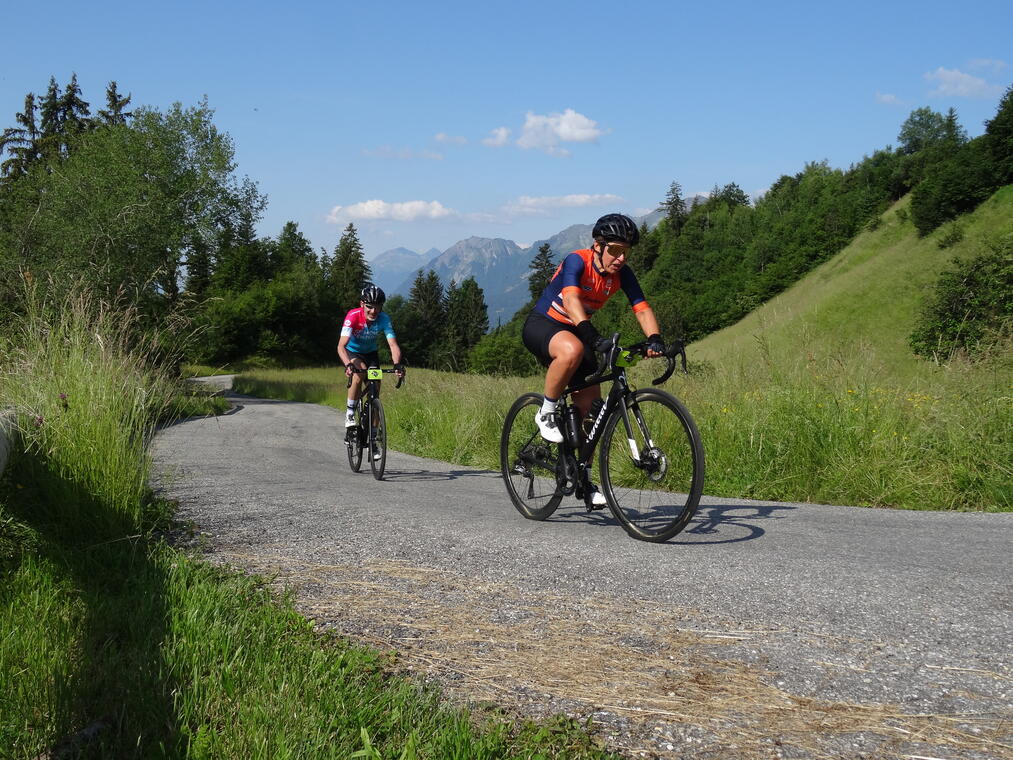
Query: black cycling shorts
347 350 380 367
521 311 597 377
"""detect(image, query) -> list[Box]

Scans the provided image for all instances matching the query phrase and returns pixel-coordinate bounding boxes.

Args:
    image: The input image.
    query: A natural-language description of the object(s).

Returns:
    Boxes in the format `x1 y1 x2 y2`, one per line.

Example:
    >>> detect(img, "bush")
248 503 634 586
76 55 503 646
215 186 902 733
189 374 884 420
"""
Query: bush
910 238 1013 361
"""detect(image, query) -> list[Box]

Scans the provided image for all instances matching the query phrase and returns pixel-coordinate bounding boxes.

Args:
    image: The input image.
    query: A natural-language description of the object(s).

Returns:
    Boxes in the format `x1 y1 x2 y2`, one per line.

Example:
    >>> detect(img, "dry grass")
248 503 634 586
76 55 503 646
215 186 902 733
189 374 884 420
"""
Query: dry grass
205 551 1012 759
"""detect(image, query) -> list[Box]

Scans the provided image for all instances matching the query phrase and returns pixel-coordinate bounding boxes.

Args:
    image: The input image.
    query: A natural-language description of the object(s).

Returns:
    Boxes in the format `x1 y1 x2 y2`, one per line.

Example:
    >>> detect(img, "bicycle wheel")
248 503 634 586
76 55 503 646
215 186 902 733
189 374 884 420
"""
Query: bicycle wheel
500 393 564 520
600 388 704 542
345 400 363 473
368 397 387 480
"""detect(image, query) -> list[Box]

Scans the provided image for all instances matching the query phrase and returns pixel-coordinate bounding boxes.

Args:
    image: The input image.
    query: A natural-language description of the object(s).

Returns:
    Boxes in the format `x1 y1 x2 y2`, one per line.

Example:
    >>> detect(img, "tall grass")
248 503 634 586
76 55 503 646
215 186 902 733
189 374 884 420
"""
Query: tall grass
0 288 613 758
235 342 1011 512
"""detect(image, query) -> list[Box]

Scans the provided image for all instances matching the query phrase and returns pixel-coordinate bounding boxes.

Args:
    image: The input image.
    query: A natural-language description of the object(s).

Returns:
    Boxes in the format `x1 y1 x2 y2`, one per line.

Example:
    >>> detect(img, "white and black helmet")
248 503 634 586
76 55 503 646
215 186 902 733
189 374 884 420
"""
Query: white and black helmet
592 213 640 246
360 284 386 305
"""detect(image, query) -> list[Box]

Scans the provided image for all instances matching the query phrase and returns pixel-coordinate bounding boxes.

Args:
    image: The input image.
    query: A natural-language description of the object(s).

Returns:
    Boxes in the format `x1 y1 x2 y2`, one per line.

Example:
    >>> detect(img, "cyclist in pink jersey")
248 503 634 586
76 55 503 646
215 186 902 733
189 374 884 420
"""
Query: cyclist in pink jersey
338 285 404 431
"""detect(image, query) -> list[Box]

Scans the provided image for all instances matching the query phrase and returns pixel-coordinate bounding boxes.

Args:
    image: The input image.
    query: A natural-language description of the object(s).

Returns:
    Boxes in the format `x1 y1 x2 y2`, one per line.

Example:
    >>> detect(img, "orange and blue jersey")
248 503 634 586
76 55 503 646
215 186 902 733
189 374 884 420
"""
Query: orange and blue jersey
533 248 650 324
341 308 395 353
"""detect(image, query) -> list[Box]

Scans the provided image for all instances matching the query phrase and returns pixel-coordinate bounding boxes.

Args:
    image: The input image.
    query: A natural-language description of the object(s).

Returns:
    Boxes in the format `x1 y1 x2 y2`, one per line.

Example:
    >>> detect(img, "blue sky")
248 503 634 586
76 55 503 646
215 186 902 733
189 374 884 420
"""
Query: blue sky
3 0 1010 260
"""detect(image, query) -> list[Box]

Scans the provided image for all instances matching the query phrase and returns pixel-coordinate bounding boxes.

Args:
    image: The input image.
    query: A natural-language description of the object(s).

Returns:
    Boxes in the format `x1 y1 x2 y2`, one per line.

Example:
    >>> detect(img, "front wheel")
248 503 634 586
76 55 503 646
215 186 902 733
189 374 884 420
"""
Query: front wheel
600 388 704 542
500 393 563 520
368 398 387 480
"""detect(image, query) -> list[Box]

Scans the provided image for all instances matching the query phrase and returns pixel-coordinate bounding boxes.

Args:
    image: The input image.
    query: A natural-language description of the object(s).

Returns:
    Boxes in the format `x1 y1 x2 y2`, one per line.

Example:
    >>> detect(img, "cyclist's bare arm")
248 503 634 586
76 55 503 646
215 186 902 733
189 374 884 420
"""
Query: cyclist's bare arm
337 335 361 376
387 337 404 372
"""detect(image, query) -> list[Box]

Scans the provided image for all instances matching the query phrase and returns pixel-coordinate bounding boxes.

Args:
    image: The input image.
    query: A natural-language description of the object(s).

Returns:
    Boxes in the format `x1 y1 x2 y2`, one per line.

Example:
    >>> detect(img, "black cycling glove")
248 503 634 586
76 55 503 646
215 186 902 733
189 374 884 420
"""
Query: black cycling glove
646 333 665 355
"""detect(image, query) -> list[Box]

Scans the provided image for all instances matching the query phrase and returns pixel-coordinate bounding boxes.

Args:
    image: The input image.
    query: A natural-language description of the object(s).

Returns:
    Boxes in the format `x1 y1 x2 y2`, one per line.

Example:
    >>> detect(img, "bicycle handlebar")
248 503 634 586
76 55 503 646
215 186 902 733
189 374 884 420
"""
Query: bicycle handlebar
584 333 688 385
345 366 406 390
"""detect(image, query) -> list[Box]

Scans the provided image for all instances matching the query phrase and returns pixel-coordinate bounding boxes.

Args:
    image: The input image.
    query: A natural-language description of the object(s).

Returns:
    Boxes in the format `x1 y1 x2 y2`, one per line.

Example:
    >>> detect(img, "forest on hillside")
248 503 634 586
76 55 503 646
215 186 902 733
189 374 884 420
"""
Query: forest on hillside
1 75 1010 374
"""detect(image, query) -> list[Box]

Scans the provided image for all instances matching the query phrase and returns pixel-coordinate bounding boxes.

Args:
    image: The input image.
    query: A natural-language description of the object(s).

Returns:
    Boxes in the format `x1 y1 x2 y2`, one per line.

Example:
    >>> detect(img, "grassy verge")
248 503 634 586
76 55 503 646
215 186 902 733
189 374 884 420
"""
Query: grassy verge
0 289 614 759
234 348 1010 511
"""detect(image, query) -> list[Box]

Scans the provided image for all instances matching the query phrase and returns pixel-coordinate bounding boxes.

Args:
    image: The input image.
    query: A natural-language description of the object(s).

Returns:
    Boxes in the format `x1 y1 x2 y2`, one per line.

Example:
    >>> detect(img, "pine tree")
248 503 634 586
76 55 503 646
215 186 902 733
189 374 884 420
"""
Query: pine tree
0 93 40 180
59 73 91 141
327 223 372 312
658 180 688 232
98 81 132 125
528 242 556 301
440 276 489 371
400 269 445 367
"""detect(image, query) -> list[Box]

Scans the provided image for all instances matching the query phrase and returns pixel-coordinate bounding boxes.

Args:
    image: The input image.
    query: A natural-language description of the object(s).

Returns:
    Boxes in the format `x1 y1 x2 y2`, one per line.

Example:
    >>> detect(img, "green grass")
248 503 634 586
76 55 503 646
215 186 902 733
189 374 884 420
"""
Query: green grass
234 189 1013 511
0 286 616 759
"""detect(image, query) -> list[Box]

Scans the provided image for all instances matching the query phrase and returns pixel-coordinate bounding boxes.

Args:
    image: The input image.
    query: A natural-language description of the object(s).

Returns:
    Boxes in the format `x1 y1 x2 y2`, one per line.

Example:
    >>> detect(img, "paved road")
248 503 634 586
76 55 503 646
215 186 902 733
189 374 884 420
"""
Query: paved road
152 382 1012 758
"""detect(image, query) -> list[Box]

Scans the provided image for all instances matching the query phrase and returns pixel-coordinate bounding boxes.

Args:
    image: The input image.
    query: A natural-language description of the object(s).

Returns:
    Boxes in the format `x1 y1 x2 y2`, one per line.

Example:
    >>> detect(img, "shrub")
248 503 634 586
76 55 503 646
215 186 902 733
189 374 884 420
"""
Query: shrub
909 238 1013 361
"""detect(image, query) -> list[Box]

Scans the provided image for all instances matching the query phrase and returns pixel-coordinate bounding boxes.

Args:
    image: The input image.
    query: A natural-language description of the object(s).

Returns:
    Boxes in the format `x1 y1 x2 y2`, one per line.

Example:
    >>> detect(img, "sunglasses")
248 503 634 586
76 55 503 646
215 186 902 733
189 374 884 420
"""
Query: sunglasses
602 243 630 258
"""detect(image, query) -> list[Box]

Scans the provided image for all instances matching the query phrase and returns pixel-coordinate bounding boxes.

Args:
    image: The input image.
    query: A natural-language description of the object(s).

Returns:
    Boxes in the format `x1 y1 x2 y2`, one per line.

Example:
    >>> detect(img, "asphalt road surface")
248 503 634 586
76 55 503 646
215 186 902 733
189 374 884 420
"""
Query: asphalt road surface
151 381 1012 759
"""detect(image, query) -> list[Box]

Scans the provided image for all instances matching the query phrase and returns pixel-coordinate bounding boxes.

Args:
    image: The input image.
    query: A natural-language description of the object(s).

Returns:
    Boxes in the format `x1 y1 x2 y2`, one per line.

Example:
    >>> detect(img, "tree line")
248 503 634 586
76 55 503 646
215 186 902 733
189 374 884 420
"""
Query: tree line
467 85 1013 373
0 75 491 371
2 74 1009 374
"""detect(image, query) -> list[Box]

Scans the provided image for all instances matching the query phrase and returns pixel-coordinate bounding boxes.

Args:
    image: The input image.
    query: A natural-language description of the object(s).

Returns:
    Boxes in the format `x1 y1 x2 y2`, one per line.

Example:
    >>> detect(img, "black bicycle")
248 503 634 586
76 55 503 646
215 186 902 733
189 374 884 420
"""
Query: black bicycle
345 366 404 480
500 335 704 543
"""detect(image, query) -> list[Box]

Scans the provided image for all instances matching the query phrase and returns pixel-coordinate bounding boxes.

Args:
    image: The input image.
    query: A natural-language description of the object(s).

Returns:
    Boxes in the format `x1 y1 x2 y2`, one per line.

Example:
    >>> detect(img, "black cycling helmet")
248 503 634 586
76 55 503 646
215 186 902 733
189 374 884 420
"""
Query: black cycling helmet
592 213 640 246
360 284 386 305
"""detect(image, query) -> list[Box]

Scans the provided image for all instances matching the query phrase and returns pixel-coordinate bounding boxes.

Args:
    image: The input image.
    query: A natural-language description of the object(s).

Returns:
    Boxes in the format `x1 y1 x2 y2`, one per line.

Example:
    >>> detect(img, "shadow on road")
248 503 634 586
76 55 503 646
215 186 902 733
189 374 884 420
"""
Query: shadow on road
674 502 796 545
535 501 795 546
380 468 499 483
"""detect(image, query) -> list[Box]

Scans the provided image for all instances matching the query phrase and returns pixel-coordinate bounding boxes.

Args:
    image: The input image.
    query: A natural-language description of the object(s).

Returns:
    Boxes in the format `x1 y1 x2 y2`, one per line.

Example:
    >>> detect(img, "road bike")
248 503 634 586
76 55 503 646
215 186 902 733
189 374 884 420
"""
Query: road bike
500 335 704 543
345 366 404 480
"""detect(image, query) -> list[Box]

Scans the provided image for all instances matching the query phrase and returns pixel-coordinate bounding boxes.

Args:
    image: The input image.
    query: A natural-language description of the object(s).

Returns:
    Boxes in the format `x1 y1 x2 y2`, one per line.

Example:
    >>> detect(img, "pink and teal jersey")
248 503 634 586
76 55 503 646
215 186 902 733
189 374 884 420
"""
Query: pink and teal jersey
340 308 396 353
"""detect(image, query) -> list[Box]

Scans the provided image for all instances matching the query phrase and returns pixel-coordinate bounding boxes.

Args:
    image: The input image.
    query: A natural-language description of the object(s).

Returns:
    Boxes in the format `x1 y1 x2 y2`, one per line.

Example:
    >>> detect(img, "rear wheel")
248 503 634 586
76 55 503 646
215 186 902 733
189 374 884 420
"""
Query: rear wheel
345 400 363 472
368 397 387 480
600 388 704 542
500 393 563 520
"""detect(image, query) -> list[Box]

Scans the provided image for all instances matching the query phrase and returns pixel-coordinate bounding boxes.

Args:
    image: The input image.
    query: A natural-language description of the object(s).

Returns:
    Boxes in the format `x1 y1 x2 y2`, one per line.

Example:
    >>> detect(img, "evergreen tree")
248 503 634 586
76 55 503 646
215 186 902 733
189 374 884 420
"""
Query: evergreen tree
528 242 556 301
211 209 270 291
985 85 1013 185
327 223 371 311
0 94 39 180
657 180 688 231
270 221 316 275
98 81 132 125
59 73 91 141
401 269 445 367
439 276 489 370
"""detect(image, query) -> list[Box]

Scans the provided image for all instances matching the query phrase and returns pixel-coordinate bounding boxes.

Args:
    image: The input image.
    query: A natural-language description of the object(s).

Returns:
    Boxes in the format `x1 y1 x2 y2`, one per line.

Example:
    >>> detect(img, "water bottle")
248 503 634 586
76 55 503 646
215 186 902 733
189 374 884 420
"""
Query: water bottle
564 404 583 445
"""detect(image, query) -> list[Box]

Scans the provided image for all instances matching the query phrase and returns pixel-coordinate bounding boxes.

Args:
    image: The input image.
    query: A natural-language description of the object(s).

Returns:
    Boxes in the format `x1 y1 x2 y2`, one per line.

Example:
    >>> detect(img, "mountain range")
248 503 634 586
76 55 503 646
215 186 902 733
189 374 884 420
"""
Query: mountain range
372 210 664 324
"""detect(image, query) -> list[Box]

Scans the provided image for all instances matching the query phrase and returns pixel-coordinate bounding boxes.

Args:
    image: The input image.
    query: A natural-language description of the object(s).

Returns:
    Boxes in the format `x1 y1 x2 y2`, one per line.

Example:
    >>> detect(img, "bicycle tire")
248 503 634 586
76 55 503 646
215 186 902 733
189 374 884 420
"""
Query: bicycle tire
600 388 704 542
500 393 563 520
368 397 387 480
346 399 364 472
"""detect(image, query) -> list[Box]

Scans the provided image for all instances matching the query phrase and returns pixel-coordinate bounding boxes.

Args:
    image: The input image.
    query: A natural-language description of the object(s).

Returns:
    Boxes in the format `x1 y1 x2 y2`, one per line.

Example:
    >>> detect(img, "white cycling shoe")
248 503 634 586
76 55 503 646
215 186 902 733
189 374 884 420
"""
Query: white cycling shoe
588 485 608 508
535 410 563 443
344 415 356 428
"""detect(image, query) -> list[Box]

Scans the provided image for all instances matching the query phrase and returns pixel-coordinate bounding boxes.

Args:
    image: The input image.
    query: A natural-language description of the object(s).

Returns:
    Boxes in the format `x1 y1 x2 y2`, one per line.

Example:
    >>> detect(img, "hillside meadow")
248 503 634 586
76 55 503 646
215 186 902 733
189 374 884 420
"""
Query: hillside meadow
233 190 1012 512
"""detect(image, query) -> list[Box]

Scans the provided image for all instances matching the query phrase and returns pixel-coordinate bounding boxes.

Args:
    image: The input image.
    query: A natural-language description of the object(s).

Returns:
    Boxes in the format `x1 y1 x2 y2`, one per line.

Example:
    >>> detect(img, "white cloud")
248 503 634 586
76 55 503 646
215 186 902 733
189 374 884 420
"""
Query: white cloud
504 193 624 216
435 132 467 144
362 146 443 160
516 109 605 156
875 91 904 105
968 58 1008 73
327 200 457 223
482 126 511 147
924 67 1003 98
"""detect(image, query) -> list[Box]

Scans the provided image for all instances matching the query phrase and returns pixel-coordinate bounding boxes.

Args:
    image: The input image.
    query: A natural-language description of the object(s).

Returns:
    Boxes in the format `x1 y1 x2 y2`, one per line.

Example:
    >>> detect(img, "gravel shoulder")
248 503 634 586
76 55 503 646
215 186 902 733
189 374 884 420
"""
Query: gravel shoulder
152 386 1013 759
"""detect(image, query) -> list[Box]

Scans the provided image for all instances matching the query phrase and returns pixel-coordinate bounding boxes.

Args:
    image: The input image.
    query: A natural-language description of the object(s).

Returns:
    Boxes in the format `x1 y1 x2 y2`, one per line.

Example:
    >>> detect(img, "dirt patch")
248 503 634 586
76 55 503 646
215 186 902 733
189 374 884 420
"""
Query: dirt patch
206 549 1011 759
